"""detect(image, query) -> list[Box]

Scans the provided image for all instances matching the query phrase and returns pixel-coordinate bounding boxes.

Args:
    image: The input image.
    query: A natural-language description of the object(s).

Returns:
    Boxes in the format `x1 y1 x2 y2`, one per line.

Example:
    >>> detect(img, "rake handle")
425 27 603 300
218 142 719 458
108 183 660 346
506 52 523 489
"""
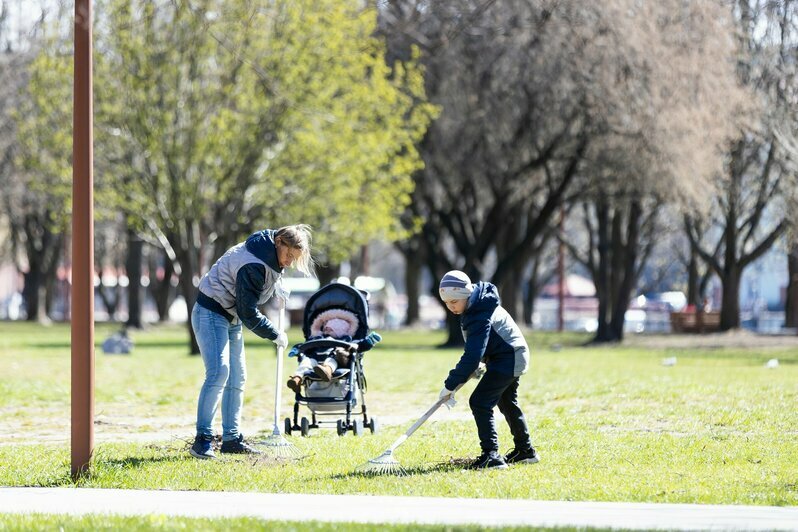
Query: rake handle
272 301 286 431
387 381 467 452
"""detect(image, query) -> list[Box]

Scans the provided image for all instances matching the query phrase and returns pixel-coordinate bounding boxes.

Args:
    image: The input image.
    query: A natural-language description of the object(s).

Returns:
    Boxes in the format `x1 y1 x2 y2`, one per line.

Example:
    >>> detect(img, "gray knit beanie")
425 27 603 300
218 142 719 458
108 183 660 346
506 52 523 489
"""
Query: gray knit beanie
439 270 474 300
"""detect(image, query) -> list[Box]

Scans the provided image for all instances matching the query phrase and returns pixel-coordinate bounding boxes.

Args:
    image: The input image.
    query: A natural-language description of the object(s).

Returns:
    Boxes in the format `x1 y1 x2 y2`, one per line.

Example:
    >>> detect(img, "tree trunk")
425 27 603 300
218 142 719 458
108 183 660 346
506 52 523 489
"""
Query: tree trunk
21 269 37 321
591 200 643 343
97 281 120 321
593 201 615 342
176 251 200 355
498 261 524 322
183 290 199 355
403 250 422 326
607 201 642 342
126 228 144 328
316 262 340 287
151 252 175 322
440 313 464 348
786 242 798 329
523 261 540 327
719 267 741 330
22 262 52 323
687 247 700 307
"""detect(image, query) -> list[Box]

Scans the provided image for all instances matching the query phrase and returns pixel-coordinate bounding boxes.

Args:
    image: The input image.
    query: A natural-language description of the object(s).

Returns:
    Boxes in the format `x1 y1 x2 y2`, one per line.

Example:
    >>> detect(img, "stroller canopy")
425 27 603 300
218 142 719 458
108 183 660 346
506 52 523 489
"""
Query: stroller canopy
302 282 370 340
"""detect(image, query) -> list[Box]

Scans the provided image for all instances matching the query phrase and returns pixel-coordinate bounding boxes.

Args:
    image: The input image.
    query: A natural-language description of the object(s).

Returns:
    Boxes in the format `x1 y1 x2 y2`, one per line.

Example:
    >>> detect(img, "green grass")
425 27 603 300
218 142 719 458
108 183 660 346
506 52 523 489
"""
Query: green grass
0 322 796 507
0 514 591 531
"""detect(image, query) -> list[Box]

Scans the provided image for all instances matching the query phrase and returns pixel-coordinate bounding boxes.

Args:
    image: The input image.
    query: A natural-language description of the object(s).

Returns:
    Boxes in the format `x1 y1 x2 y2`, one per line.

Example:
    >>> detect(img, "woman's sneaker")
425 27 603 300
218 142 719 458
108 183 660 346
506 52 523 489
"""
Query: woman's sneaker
220 434 262 455
189 434 215 460
465 451 509 470
505 447 539 464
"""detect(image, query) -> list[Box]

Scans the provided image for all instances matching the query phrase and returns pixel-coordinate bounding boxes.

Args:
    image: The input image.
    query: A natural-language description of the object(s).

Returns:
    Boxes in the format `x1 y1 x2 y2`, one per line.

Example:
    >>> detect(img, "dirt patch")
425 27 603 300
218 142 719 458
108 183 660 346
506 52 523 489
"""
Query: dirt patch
0 404 471 446
623 329 798 349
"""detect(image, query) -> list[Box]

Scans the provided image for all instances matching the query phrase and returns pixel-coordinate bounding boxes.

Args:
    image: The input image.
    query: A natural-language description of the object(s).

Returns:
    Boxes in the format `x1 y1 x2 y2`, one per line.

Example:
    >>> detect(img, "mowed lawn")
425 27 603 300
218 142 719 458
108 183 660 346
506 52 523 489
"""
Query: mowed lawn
0 321 796 506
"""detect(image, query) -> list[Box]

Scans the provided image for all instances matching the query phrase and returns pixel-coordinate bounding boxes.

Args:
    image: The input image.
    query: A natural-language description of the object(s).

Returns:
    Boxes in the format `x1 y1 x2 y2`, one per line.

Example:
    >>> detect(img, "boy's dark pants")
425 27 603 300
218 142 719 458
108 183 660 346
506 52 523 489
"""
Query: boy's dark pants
469 370 532 454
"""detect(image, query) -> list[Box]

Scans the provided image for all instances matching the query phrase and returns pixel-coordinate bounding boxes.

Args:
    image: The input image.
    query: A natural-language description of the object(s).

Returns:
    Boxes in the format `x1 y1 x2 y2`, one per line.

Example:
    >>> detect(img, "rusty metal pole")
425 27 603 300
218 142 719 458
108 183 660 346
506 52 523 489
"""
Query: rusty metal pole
72 0 94 480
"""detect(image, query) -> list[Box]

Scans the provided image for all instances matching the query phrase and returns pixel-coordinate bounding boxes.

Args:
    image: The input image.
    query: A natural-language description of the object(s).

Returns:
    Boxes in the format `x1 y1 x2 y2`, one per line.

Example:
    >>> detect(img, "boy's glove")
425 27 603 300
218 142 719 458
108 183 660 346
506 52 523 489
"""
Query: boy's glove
273 331 288 350
357 331 382 352
364 331 382 347
438 387 457 409
472 362 487 380
287 345 300 358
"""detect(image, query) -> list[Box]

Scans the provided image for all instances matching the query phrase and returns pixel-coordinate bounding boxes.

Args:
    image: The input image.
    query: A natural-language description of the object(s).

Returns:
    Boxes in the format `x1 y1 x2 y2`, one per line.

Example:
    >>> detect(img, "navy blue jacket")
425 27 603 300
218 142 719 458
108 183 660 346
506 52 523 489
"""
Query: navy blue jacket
197 230 283 339
444 282 530 390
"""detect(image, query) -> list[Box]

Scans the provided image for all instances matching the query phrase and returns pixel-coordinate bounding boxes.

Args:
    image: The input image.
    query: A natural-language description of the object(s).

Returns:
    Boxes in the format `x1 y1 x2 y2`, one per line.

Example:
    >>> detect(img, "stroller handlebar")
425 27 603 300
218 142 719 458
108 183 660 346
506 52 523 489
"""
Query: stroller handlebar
296 338 358 353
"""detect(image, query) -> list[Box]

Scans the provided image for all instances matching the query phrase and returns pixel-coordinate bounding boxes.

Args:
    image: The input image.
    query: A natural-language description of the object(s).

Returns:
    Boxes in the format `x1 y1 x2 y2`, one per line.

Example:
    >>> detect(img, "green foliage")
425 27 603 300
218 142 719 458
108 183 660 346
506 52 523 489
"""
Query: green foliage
16 1 435 270
240 4 438 262
0 514 553 531
12 37 73 227
95 0 435 263
1 322 797 506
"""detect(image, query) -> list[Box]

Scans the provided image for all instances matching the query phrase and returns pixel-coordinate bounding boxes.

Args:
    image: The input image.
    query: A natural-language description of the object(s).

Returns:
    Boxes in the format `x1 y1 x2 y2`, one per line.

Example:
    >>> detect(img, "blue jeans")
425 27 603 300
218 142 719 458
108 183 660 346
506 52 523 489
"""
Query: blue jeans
469 370 532 454
192 304 247 442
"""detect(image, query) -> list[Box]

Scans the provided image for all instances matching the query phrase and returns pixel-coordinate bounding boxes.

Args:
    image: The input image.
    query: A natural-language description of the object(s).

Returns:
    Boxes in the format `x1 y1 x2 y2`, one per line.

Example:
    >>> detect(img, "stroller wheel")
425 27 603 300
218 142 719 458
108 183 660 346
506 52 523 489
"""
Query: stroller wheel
368 416 379 434
284 417 292 436
300 417 310 437
352 418 363 436
336 419 347 436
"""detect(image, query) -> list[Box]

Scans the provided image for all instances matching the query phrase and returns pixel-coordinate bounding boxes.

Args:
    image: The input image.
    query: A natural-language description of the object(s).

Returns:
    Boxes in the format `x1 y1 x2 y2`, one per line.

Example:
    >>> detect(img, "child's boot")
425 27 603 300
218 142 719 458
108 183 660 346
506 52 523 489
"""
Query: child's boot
314 363 333 382
287 376 302 393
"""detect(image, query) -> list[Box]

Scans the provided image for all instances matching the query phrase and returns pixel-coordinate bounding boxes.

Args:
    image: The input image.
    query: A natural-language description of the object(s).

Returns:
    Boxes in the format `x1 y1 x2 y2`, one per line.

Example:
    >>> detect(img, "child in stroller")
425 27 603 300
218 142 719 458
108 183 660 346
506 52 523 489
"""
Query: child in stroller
284 282 381 436
286 308 379 391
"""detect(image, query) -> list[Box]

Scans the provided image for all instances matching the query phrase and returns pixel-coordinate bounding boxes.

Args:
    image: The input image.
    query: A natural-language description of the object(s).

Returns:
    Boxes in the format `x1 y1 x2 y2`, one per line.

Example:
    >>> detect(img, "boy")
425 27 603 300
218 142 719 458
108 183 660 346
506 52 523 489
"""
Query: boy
438 270 538 470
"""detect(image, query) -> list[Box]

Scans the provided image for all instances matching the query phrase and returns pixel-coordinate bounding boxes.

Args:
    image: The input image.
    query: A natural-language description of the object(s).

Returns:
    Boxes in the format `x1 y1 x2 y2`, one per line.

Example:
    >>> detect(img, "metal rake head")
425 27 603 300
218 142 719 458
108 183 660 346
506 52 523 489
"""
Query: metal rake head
355 449 408 477
257 433 304 459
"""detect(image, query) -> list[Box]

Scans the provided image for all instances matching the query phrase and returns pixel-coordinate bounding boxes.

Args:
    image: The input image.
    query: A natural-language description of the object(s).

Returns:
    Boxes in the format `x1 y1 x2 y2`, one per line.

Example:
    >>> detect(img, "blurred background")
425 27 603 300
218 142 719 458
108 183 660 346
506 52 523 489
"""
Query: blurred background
1 0 797 351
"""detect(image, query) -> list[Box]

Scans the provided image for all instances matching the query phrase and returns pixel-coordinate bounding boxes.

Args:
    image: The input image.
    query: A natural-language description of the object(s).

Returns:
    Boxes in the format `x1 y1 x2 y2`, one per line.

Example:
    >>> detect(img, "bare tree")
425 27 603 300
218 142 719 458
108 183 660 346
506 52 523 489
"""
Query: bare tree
382 0 593 344
767 2 798 330
382 0 745 343
686 0 797 331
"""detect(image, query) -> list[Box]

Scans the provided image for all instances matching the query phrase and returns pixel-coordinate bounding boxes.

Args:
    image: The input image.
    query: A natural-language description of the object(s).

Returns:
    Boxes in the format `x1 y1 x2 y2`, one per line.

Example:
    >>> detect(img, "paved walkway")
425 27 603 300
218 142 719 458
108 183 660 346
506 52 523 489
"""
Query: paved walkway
1 488 797 530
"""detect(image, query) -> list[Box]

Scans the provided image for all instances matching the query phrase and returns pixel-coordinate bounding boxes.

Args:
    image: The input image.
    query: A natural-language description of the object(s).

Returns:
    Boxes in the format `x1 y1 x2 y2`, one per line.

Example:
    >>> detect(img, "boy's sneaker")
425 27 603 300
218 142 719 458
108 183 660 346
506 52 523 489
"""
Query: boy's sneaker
287 376 302 393
313 363 333 382
189 434 215 460
220 434 262 455
505 447 539 464
465 451 509 470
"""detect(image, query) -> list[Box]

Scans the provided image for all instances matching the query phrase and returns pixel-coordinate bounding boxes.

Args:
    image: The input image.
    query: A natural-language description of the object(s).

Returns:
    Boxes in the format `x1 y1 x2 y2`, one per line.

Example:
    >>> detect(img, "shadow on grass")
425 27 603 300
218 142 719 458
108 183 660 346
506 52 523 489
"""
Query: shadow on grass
379 344 452 351
93 454 183 469
18 455 182 487
133 341 196 349
29 342 72 349
329 458 471 479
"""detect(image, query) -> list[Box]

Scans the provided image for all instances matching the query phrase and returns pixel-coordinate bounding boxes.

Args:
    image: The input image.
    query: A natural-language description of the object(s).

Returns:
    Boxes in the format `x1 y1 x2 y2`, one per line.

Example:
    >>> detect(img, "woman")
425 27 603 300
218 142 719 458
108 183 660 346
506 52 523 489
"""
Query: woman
190 224 314 459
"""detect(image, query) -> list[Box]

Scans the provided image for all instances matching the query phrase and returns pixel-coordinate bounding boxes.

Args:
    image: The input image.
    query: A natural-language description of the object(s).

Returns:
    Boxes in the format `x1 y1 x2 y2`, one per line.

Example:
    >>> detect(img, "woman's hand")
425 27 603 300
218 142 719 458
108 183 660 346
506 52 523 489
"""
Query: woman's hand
273 331 288 349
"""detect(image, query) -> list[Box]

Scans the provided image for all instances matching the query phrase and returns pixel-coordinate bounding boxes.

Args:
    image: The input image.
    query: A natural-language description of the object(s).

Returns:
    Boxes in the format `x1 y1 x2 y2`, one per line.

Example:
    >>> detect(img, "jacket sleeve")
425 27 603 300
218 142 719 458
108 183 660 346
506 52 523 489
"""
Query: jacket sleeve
235 264 279 340
444 309 491 390
355 331 382 352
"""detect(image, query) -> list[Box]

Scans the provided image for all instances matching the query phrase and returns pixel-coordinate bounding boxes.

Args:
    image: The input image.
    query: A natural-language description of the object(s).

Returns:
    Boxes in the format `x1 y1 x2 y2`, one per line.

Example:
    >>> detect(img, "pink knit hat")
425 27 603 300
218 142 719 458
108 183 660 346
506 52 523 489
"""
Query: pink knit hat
310 308 359 338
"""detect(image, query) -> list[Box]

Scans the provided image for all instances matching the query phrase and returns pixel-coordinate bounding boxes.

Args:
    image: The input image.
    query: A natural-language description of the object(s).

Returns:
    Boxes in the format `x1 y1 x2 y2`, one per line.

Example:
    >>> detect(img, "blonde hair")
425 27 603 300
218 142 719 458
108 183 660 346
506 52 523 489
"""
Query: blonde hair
275 224 315 277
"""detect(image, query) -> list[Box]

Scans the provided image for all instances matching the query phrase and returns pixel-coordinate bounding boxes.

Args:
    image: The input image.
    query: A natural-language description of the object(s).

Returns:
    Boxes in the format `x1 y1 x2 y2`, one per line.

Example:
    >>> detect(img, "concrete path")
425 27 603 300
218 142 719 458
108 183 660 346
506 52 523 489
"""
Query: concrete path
1 487 797 530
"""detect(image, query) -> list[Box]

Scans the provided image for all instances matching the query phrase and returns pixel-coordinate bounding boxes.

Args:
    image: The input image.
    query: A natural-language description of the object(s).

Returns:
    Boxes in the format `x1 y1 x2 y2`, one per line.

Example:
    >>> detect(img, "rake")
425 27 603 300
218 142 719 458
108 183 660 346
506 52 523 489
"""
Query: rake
356 379 471 476
258 301 303 459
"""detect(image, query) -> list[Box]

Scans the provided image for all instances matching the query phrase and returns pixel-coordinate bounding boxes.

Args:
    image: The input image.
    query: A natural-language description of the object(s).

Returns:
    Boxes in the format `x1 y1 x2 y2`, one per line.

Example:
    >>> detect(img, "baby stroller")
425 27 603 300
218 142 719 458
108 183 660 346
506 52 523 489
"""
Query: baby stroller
284 282 379 437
